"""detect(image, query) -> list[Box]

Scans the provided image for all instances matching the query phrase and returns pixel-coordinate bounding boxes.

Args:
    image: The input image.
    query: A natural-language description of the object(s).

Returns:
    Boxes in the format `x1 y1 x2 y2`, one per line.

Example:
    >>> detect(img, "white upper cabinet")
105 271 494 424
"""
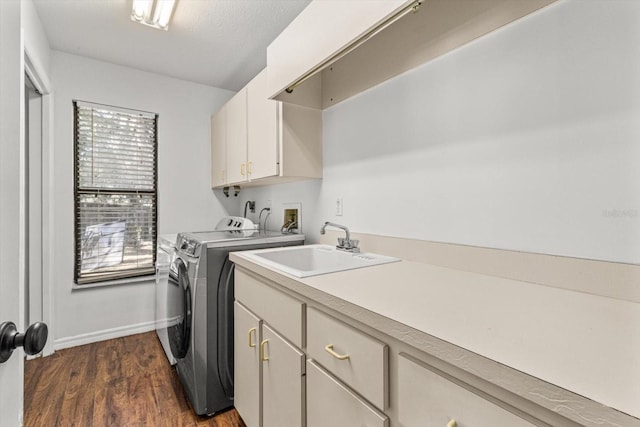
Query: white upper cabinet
247 68 279 181
211 68 322 189
225 87 248 185
267 0 557 109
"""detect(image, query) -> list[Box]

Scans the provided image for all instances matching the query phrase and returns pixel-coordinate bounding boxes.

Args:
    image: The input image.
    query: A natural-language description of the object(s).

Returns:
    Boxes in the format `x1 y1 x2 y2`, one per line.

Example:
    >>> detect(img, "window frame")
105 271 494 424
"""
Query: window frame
73 100 158 285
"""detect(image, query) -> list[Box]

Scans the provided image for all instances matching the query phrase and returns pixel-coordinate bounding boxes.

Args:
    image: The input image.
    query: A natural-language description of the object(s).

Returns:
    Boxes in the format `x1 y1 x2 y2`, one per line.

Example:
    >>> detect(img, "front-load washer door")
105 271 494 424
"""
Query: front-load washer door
168 257 191 360
217 256 235 400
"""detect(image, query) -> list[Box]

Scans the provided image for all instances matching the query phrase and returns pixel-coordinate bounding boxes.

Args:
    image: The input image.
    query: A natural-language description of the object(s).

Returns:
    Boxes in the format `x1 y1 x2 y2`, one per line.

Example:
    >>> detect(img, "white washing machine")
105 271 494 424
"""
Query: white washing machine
155 233 177 365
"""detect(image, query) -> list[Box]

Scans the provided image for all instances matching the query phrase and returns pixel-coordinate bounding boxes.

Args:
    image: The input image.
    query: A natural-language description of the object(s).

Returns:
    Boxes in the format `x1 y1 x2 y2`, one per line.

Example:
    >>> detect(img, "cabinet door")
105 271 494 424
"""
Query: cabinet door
211 107 226 187
225 87 248 184
247 68 279 181
307 360 388 427
398 353 536 427
234 302 261 427
261 324 305 427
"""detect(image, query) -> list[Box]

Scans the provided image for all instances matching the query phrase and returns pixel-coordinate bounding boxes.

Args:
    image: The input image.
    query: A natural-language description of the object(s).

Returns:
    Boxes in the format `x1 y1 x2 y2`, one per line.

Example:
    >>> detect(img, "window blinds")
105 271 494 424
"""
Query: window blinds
74 101 158 285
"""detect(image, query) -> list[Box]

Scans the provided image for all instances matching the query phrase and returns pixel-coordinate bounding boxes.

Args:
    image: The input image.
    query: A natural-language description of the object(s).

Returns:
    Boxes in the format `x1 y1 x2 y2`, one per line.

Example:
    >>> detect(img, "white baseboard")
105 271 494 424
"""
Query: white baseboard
54 320 157 351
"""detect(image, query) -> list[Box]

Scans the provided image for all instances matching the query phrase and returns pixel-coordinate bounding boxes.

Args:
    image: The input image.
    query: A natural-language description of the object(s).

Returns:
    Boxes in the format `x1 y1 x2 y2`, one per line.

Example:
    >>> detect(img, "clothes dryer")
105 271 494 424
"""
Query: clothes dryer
155 234 177 365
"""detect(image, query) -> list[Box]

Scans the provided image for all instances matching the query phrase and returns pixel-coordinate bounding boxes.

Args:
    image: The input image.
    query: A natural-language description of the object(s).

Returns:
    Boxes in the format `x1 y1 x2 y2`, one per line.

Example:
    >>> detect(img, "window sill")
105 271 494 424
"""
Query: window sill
72 274 156 290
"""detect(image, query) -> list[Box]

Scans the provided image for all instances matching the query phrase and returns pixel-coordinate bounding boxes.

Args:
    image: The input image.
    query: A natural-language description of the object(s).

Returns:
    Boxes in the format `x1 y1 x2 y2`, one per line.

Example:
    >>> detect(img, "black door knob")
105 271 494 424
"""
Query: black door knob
0 321 48 363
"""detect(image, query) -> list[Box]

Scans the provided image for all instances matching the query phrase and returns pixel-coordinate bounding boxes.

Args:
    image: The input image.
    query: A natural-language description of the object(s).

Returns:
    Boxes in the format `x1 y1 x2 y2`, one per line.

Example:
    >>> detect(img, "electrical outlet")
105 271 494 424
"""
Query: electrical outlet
336 197 343 216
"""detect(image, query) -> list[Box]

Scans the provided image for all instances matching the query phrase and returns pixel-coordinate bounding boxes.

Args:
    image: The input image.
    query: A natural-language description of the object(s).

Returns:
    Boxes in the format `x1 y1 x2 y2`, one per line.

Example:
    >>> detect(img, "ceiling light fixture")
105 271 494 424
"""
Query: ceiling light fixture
131 0 177 31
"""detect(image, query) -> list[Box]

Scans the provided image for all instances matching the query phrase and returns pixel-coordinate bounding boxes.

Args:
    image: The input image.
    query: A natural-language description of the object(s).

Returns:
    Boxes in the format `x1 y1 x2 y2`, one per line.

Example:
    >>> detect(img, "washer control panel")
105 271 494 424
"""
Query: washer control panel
176 234 201 257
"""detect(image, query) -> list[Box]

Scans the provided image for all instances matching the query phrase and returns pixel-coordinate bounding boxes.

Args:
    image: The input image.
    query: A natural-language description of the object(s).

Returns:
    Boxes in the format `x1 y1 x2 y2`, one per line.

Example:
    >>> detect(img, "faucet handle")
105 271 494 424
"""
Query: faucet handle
345 239 359 251
338 239 360 252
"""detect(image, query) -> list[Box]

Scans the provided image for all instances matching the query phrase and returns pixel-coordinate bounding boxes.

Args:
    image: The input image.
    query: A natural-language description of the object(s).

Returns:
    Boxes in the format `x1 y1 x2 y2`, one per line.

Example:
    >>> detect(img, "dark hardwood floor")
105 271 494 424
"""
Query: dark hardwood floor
24 331 246 427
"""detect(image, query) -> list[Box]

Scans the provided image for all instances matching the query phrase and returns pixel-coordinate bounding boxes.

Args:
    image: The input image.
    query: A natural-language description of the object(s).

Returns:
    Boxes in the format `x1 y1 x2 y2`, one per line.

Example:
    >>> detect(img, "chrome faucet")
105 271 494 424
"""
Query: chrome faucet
320 222 360 253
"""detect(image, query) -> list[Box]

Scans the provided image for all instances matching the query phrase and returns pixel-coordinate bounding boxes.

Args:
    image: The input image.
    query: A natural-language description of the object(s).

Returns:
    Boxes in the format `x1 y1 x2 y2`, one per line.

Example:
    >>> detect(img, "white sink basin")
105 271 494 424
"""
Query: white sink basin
242 244 400 277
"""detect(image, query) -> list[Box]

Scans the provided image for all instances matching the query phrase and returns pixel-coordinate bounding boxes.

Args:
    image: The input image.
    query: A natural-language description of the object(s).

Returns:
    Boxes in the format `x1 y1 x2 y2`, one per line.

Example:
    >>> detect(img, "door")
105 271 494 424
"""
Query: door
0 0 26 424
234 302 261 427
261 324 305 427
168 257 192 360
217 256 235 400
247 69 279 181
225 87 248 184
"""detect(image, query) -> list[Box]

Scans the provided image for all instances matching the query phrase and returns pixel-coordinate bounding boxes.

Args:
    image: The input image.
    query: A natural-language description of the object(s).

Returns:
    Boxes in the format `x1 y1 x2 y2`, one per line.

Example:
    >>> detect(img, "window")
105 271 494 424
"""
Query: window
74 101 157 285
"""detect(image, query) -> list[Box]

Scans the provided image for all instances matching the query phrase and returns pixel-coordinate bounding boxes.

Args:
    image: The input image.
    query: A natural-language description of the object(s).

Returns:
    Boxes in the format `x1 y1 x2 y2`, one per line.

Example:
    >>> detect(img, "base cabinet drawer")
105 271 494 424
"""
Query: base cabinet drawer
235 269 305 347
306 307 388 410
398 353 536 427
307 359 388 427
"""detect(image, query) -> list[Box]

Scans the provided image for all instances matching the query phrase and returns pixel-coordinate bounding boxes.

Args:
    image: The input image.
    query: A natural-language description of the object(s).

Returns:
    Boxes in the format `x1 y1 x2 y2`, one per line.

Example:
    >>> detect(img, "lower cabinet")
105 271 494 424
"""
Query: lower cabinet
306 359 388 427
262 324 305 427
234 302 261 427
234 291 305 427
397 353 536 427
235 268 550 427
306 307 388 410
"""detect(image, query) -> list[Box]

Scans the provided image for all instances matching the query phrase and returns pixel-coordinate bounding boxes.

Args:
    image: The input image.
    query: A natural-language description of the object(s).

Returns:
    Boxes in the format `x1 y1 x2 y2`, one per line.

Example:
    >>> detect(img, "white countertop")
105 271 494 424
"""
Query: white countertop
231 249 640 421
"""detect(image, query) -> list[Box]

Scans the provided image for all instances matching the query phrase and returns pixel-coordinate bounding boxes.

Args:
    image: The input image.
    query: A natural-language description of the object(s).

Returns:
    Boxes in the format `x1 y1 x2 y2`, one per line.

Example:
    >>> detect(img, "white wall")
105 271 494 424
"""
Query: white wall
239 0 640 265
22 0 51 80
51 51 238 344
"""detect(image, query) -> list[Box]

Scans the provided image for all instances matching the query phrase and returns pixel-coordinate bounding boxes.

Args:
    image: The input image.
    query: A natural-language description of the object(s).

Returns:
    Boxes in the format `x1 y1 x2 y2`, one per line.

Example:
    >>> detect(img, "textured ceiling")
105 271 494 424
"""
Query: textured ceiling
33 0 312 91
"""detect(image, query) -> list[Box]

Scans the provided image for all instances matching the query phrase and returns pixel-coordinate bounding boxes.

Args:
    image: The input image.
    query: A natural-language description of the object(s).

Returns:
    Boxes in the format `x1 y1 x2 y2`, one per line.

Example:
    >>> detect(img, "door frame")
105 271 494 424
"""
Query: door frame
24 48 54 357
